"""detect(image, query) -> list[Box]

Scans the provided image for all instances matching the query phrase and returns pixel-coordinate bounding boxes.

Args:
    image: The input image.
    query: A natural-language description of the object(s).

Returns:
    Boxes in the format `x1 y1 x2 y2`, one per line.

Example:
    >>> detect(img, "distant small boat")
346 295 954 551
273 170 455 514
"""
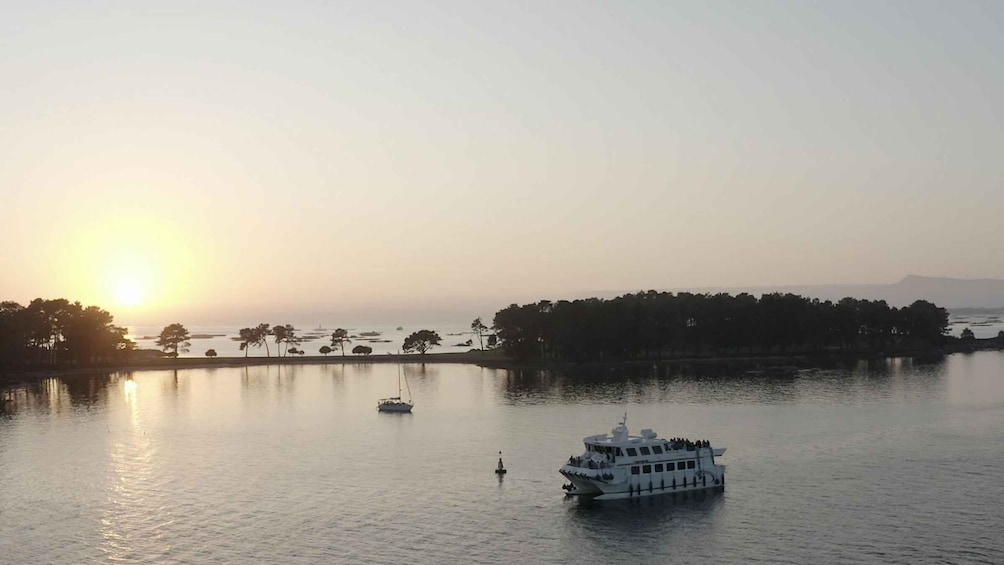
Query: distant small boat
378 365 413 413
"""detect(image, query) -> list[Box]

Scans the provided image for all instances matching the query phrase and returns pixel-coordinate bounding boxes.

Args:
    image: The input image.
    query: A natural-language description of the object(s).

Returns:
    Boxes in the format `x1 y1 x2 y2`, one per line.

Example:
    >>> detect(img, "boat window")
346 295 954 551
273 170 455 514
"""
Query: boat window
687 460 696 469
654 464 664 472
652 446 663 454
631 466 640 475
616 448 624 456
639 447 651 456
642 465 651 474
677 462 687 470
626 448 638 457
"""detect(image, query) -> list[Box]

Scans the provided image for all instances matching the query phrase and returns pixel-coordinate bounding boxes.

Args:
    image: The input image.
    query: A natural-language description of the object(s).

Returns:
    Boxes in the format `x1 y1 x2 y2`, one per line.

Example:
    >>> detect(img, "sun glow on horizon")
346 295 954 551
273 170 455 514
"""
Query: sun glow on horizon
52 213 208 317
113 276 147 308
102 250 158 312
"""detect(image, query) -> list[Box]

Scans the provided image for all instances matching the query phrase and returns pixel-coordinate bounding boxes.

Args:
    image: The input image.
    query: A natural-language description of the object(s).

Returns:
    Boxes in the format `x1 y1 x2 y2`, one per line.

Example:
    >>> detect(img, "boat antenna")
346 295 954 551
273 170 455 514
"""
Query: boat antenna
621 412 627 427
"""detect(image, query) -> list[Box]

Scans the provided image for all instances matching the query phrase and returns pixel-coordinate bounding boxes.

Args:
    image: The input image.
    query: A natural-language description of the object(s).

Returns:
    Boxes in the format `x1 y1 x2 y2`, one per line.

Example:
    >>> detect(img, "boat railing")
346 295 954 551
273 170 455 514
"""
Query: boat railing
566 455 614 469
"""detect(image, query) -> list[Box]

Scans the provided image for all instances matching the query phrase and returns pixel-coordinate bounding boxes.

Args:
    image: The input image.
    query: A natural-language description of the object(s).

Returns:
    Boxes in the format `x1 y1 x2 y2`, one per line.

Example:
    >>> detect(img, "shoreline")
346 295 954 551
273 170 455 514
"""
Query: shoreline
0 351 510 386
3 342 1001 388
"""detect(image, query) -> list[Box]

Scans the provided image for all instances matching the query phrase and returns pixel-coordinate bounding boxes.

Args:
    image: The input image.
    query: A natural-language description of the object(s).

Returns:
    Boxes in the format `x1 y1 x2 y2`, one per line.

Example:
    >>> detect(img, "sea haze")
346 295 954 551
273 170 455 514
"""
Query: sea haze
2 352 1003 563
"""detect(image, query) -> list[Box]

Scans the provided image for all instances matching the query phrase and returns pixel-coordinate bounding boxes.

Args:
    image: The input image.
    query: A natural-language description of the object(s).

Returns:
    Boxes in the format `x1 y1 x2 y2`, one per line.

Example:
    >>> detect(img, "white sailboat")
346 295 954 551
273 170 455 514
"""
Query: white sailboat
377 364 413 413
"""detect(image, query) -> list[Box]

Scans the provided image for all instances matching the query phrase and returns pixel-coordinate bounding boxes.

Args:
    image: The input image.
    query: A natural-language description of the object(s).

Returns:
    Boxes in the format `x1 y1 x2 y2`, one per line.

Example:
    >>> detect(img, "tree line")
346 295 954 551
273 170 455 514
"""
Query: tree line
491 291 951 361
0 298 134 368
0 297 452 370
226 325 443 357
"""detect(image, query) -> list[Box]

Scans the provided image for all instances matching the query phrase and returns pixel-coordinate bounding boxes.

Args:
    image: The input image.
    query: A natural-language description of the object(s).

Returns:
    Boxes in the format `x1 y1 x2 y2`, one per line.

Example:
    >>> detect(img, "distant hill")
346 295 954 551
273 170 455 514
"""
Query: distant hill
666 275 1004 310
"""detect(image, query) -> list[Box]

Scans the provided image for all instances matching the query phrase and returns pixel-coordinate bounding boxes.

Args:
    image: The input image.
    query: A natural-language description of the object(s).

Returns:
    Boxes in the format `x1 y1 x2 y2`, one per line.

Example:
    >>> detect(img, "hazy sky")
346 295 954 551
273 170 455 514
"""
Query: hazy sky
2 0 1003 324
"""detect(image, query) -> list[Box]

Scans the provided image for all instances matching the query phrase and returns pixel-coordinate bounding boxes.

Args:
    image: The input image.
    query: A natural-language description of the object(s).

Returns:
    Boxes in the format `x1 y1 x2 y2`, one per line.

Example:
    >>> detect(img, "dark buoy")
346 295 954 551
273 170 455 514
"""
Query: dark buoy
495 451 507 475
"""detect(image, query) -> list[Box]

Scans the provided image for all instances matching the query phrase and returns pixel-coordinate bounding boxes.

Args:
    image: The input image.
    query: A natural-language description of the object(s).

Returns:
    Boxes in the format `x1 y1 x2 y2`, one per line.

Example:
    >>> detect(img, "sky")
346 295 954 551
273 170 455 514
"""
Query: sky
2 0 1003 325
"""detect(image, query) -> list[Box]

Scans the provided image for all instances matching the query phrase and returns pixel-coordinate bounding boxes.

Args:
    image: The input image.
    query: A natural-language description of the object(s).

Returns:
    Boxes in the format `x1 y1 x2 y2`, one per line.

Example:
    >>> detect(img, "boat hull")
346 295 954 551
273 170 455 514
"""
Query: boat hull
561 464 725 500
377 402 413 413
592 484 725 500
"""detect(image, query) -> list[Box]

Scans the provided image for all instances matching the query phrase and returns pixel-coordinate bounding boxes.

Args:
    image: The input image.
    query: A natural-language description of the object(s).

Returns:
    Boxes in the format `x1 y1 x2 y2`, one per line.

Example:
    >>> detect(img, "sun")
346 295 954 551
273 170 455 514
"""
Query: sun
114 276 147 308
101 252 156 311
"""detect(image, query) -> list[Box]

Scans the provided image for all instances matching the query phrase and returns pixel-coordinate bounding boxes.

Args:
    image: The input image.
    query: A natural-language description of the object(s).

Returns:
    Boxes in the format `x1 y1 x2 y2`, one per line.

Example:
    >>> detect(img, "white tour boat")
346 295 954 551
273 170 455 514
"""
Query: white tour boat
377 365 413 413
559 415 725 500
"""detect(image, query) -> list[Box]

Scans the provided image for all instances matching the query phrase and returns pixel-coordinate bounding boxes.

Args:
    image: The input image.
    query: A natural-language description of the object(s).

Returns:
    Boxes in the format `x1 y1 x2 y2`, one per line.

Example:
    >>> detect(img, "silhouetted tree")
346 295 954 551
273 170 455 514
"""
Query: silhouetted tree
156 323 191 358
273 324 297 357
960 327 975 342
320 345 332 356
0 301 26 364
402 330 441 355
900 300 949 346
22 298 73 364
254 323 271 357
238 327 255 357
205 349 217 358
331 328 351 356
471 317 487 351
352 345 372 355
60 304 133 362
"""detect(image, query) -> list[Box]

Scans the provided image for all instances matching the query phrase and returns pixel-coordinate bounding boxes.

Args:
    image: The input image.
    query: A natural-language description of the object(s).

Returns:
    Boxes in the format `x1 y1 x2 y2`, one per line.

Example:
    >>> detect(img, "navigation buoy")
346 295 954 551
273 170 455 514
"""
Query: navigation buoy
495 451 507 475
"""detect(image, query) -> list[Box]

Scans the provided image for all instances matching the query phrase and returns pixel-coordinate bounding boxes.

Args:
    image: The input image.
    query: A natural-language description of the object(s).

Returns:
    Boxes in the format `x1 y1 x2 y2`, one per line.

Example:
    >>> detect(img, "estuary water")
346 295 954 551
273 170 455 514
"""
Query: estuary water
2 353 1003 564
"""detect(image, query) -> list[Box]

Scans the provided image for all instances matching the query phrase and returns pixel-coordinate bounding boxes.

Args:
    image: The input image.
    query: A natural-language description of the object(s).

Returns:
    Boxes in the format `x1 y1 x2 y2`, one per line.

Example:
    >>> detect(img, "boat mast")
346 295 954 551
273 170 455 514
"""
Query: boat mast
403 366 413 402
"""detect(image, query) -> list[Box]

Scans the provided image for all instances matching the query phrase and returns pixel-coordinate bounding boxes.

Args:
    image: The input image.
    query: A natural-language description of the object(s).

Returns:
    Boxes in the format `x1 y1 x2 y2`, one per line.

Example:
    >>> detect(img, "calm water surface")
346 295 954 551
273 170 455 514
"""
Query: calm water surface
2 353 1003 564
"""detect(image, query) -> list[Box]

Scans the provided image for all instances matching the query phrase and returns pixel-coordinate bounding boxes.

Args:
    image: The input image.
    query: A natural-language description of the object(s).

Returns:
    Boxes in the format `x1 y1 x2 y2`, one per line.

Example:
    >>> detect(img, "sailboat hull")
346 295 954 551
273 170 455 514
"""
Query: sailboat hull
377 401 413 413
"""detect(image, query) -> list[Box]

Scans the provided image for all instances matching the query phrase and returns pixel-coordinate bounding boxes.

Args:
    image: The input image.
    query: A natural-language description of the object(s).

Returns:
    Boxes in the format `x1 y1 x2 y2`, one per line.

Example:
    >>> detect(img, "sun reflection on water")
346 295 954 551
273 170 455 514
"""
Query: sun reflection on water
123 378 138 401
98 375 172 562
